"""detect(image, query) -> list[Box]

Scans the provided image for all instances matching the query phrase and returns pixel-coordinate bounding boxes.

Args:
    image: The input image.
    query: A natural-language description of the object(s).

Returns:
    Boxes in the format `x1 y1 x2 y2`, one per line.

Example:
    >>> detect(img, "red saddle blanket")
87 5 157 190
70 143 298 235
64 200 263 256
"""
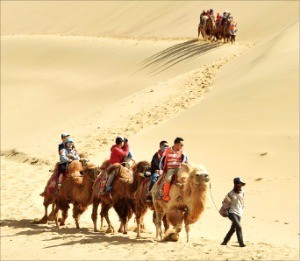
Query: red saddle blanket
93 171 108 198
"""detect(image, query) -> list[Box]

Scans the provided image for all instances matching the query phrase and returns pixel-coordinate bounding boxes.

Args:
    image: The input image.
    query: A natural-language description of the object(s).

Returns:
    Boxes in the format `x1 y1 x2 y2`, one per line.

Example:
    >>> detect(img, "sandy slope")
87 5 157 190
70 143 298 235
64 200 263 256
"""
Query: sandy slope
1 1 299 260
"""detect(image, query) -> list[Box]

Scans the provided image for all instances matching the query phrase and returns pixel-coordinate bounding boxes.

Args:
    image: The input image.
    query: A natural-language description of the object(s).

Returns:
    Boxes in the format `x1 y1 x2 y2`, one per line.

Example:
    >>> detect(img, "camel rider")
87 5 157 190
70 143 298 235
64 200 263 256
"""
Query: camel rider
105 136 130 192
216 13 222 27
222 10 230 25
159 137 188 202
199 10 206 27
146 140 169 202
57 137 80 189
58 133 70 154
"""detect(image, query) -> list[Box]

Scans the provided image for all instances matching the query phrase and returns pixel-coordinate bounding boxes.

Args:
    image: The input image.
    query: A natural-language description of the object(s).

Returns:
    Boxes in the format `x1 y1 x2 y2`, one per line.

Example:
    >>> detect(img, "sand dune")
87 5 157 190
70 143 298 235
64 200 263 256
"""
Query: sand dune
1 1 299 260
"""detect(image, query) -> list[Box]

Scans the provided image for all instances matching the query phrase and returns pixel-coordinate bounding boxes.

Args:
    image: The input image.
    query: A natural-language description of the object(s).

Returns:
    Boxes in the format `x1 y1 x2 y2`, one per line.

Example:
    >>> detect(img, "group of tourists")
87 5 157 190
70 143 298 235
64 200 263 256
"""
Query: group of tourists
198 8 238 41
54 132 246 247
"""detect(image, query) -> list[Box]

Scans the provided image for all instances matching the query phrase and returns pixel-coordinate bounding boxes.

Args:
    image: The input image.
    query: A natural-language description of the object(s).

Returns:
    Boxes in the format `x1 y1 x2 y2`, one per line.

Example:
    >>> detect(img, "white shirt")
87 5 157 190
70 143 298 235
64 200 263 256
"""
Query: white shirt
228 189 245 217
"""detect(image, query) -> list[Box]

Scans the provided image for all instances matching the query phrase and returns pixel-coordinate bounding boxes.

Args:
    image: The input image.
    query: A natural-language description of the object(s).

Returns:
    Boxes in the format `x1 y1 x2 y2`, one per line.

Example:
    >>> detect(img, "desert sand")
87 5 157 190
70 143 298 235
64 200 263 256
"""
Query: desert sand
1 1 299 260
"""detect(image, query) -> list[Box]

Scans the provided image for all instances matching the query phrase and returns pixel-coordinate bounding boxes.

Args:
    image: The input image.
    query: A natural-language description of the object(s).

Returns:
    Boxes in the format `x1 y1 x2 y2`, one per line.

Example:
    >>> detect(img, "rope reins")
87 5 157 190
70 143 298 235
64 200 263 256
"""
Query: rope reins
209 179 220 213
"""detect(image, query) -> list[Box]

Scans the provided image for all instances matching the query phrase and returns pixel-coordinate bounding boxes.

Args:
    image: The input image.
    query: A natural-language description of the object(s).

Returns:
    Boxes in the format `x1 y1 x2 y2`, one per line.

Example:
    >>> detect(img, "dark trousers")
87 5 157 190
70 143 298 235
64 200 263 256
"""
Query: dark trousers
223 213 244 245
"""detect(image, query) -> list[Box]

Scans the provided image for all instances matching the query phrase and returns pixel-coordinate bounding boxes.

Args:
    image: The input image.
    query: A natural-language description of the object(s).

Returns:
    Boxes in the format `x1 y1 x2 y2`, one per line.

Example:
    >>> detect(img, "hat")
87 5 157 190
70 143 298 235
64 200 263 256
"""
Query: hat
233 177 246 185
65 137 74 143
61 133 70 138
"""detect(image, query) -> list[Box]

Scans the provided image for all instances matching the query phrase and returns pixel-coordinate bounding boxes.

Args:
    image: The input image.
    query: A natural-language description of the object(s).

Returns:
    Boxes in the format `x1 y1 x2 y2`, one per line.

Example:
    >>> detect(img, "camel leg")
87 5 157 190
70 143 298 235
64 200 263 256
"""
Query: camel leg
101 203 114 233
35 197 50 224
53 204 60 228
73 202 81 229
185 223 191 243
163 214 169 233
91 198 100 232
48 201 56 221
154 210 164 240
118 221 124 233
57 201 69 227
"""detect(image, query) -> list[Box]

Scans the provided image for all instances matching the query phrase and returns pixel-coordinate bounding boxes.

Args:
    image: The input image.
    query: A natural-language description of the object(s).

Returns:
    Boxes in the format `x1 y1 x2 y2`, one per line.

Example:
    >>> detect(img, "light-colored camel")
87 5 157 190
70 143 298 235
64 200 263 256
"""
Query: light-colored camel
53 162 100 228
152 164 210 242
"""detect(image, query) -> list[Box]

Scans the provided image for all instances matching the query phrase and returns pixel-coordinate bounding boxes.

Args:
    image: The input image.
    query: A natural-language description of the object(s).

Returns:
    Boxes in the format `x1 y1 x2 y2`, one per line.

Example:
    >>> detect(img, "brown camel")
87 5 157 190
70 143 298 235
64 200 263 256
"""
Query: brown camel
200 15 216 41
91 160 151 234
134 177 169 238
34 156 89 224
152 164 210 242
53 162 100 228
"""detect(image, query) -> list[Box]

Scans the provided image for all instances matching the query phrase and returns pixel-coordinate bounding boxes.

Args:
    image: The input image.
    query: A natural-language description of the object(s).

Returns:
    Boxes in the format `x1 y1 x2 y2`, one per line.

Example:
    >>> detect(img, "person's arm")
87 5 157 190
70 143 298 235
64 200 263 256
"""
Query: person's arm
151 153 159 173
60 149 72 164
121 140 130 156
182 153 188 163
159 154 165 171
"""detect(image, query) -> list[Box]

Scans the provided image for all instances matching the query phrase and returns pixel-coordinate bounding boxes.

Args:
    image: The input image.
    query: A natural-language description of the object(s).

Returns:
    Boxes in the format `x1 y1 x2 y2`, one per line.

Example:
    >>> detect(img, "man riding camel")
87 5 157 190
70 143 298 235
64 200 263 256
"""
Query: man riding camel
159 137 188 202
105 136 130 192
146 140 169 202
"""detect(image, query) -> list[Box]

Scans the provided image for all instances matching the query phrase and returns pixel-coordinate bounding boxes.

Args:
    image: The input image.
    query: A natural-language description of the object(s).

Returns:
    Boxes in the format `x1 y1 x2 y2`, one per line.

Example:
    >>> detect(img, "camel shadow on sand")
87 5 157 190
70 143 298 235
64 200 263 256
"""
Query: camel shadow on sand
1 219 155 247
137 39 222 75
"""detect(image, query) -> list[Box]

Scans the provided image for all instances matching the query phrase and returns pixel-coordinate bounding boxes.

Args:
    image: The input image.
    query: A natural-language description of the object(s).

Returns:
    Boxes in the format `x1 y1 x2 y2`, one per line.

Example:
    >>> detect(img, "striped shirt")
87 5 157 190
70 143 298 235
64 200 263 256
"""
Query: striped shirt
159 147 187 171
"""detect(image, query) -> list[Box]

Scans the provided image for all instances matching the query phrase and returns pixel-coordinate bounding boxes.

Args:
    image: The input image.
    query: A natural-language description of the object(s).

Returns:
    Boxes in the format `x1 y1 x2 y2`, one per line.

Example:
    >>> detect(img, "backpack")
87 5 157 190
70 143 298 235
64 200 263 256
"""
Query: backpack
219 193 232 217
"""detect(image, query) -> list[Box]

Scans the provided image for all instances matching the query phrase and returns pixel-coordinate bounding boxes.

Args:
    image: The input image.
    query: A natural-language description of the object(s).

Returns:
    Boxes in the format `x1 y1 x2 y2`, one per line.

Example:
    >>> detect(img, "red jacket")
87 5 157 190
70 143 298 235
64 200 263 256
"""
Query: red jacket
109 143 130 164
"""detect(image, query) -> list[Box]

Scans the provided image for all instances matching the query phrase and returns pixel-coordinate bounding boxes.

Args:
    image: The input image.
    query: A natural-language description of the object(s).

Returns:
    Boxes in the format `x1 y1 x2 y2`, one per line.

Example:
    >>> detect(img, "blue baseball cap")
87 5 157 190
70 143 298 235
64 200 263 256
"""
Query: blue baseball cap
233 177 246 185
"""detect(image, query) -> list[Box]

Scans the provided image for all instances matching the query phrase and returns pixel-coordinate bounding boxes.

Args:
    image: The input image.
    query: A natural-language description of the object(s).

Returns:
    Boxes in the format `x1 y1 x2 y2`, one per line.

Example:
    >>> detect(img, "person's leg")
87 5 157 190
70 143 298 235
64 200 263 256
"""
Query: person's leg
232 214 245 246
162 169 177 202
105 171 115 192
57 163 67 189
222 214 236 245
149 172 159 192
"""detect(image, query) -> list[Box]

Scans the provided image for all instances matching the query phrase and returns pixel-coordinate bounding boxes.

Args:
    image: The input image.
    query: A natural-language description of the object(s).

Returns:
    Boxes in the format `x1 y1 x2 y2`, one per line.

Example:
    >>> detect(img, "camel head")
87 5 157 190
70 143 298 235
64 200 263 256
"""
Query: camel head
83 163 101 181
191 165 210 185
176 163 192 185
132 161 151 178
79 153 90 169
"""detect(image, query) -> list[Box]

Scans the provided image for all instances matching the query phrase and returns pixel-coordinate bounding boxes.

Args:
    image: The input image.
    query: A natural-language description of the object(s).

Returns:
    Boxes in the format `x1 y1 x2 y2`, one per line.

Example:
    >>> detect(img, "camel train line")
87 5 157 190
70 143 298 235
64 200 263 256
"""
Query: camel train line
198 10 238 43
35 155 210 242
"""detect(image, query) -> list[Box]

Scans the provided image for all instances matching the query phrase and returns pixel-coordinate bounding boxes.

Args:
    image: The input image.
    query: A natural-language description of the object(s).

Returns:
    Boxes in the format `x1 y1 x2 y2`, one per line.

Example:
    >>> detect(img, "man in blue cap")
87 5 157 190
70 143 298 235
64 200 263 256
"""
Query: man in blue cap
221 177 246 247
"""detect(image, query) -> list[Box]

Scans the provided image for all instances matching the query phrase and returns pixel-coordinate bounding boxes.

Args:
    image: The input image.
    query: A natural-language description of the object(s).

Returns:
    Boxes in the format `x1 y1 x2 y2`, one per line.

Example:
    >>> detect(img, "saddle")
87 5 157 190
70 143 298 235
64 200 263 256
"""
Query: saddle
92 170 109 198
153 172 178 200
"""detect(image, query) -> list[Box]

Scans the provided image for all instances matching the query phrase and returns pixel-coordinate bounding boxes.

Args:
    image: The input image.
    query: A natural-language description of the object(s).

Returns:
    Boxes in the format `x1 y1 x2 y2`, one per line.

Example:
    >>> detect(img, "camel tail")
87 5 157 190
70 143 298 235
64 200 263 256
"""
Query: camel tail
167 203 187 227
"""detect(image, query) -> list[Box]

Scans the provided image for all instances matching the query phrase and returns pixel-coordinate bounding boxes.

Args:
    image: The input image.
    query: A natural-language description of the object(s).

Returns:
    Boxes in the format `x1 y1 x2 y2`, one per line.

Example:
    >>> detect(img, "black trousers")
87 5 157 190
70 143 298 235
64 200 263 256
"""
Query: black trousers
223 213 244 245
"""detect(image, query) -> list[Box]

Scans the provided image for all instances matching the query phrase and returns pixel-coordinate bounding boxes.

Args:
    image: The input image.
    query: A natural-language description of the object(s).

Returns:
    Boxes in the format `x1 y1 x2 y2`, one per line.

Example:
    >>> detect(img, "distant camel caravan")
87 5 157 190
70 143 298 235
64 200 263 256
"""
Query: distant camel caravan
198 14 237 43
35 157 209 242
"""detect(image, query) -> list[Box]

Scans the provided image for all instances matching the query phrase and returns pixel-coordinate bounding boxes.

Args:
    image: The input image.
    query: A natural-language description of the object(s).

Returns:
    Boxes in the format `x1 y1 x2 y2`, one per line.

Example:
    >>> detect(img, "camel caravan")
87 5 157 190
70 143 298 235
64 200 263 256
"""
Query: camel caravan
198 9 238 43
34 135 210 242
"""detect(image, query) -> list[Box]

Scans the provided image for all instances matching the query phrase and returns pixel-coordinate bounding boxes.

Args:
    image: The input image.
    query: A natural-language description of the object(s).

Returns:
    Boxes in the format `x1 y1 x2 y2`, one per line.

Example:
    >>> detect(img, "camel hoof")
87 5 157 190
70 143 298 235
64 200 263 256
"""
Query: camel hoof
164 233 179 242
123 231 128 235
94 228 99 232
48 214 55 221
33 217 47 224
105 227 114 233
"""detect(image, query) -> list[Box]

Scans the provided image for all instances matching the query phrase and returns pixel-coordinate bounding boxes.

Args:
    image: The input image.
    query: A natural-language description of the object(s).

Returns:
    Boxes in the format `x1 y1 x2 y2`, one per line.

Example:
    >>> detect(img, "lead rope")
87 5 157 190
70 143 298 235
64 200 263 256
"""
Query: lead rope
209 180 219 213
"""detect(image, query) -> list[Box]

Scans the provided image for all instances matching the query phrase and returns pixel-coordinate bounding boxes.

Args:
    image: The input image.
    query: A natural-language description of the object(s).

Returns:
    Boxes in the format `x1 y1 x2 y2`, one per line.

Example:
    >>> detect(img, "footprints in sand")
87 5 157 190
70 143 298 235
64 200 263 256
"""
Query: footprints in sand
86 45 252 156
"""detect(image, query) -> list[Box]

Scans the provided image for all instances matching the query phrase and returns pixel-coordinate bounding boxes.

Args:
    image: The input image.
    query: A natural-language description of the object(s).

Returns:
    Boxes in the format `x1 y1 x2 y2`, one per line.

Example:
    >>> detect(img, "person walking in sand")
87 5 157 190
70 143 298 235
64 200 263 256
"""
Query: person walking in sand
221 177 246 247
